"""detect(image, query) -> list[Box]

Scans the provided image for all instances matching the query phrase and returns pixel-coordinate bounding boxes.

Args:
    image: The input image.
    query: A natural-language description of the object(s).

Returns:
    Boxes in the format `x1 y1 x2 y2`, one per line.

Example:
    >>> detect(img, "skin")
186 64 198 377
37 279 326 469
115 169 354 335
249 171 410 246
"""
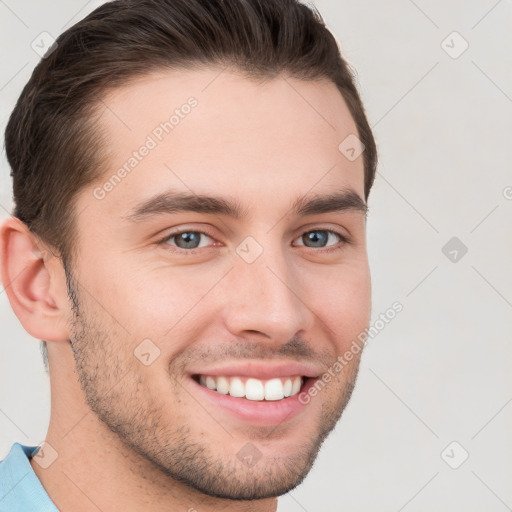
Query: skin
0 67 371 511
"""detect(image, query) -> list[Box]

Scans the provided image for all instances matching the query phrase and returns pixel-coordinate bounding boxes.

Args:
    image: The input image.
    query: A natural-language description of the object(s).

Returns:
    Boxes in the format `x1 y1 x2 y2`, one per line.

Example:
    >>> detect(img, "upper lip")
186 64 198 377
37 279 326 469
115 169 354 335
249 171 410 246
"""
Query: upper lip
188 360 322 380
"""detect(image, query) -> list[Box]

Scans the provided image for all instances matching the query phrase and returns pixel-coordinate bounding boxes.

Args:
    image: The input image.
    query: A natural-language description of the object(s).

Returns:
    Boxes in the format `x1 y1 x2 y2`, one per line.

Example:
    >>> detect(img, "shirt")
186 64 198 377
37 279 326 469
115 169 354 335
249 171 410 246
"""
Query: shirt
0 442 58 511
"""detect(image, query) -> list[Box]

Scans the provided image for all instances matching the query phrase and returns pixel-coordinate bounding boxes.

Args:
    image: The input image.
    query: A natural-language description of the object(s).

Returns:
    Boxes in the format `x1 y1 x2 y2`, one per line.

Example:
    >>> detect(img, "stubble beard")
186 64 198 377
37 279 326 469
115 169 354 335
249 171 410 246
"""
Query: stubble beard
65 268 362 500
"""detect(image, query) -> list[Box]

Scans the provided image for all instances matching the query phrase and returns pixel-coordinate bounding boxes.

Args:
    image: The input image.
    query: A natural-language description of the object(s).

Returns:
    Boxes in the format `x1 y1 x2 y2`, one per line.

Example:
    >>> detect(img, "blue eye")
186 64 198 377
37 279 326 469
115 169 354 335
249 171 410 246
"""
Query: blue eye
158 228 349 254
295 230 347 249
162 231 214 250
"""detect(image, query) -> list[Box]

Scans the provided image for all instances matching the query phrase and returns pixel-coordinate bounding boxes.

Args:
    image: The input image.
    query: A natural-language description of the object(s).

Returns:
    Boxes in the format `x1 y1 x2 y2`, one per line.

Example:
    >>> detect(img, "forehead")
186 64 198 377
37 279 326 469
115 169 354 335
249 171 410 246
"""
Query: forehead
78 67 365 224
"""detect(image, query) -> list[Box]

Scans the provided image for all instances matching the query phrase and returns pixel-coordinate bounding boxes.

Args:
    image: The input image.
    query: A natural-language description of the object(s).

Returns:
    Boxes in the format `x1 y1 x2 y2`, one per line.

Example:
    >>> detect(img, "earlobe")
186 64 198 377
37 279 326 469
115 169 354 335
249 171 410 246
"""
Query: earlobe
0 216 70 343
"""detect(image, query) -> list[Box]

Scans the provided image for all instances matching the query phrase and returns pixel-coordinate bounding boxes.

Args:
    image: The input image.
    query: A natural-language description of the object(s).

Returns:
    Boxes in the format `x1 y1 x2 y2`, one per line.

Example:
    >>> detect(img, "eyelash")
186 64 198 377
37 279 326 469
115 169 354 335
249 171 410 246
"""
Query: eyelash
156 228 351 255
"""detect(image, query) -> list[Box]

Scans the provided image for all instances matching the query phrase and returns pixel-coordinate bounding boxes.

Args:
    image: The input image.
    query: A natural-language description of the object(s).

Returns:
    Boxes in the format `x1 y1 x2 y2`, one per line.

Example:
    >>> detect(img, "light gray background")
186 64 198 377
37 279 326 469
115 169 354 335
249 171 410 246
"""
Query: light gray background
1 1 511 511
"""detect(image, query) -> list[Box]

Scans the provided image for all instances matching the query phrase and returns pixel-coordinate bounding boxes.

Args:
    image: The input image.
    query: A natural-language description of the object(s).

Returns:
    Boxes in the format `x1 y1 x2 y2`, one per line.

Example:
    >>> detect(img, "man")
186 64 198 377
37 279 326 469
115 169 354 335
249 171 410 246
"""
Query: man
0 0 377 510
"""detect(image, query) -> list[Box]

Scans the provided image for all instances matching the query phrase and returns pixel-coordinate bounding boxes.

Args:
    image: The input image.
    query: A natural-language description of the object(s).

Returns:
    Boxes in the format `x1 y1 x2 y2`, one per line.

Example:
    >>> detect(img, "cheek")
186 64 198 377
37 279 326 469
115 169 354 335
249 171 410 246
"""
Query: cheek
309 263 371 347
98 262 221 344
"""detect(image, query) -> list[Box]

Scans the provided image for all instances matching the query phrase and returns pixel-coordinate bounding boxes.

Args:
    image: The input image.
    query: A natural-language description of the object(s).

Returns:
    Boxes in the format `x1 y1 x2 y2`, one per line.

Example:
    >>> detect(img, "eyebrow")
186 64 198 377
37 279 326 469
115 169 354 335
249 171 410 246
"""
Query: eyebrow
122 188 368 223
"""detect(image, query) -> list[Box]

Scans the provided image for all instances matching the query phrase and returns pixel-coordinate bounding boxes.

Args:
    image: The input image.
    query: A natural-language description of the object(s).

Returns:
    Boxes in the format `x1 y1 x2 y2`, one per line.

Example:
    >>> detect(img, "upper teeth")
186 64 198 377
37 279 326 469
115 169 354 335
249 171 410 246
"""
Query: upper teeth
198 375 303 401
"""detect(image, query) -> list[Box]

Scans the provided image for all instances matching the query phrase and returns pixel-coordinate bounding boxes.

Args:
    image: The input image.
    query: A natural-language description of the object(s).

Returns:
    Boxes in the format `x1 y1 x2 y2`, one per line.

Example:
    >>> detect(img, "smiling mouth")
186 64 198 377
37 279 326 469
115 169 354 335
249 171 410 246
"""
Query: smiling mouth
192 374 309 401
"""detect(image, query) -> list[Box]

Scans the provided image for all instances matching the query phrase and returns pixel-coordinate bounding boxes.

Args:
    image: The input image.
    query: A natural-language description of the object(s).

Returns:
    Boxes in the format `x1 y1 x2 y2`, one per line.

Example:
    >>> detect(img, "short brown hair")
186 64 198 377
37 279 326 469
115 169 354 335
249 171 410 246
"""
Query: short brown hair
5 0 378 370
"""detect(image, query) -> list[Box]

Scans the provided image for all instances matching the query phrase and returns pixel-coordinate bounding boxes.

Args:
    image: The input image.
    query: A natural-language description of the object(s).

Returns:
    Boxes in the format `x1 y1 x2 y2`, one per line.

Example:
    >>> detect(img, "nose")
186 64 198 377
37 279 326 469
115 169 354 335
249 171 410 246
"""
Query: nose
220 244 315 343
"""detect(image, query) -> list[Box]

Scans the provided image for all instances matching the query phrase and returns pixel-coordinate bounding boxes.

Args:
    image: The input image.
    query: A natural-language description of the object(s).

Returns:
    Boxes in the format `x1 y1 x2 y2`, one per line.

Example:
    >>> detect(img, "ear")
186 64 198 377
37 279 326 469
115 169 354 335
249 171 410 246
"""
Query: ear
0 216 70 343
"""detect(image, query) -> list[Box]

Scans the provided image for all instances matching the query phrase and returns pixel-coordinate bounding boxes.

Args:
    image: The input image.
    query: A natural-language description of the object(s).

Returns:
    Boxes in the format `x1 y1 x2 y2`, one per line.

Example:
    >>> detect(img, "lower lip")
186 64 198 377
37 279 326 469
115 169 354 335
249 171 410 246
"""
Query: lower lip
189 377 318 426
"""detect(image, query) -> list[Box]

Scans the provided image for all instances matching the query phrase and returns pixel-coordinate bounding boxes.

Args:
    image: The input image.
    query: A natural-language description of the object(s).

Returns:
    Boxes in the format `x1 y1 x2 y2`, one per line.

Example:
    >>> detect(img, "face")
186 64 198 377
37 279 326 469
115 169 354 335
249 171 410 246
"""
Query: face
66 67 371 499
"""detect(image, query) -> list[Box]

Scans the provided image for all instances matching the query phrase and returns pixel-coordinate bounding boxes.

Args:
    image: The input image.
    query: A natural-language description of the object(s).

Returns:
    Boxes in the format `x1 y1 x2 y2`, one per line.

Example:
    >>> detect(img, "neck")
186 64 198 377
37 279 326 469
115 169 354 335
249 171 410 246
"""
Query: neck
30 350 278 512
31 415 278 512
